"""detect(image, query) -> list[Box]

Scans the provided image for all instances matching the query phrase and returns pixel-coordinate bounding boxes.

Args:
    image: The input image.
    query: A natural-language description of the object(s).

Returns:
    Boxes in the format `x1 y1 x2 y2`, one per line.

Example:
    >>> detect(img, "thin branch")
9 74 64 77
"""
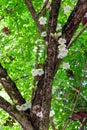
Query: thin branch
50 117 56 130
62 119 70 130
62 0 87 44
14 75 29 81
0 96 12 112
37 0 49 17
67 23 87 49
0 64 25 105
69 85 87 101
24 0 44 33
54 0 87 73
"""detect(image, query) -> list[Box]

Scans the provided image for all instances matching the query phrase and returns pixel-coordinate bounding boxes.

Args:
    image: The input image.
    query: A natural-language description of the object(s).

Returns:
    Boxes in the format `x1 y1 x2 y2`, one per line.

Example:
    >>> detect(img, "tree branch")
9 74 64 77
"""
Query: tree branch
0 96 33 130
62 0 87 44
50 117 56 130
54 0 87 73
67 23 87 49
24 0 44 33
37 0 50 17
0 64 25 105
69 85 87 102
48 0 61 34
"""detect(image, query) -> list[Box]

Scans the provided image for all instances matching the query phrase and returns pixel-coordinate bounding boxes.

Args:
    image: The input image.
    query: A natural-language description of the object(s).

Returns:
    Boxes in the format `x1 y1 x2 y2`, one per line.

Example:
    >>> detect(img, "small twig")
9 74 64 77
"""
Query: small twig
37 0 49 17
25 0 44 33
67 23 87 49
69 85 87 101
62 119 70 130
14 75 29 81
50 117 56 130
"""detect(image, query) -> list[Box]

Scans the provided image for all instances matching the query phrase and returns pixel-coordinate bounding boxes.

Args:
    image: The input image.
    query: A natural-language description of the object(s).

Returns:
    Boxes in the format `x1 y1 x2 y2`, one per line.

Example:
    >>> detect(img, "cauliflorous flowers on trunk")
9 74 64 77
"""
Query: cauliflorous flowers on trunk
58 44 66 51
36 111 43 119
57 37 68 59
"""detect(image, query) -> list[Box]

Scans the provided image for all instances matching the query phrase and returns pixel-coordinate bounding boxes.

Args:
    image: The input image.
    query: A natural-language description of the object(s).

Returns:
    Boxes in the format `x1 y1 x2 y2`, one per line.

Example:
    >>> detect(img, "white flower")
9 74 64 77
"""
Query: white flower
16 105 22 111
58 49 68 59
39 16 47 25
51 32 61 39
57 32 62 37
31 69 38 77
37 68 44 76
41 31 47 37
24 101 31 109
58 44 66 51
16 101 31 111
20 104 29 111
59 91 63 95
50 110 55 117
43 0 46 3
84 12 87 17
58 37 66 45
62 62 70 69
31 68 44 77
63 6 71 13
35 39 43 44
56 24 62 31
36 111 43 118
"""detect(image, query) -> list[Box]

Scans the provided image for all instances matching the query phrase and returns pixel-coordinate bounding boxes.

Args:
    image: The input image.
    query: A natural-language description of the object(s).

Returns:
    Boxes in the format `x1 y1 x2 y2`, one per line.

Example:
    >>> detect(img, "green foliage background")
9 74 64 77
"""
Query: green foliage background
0 0 87 129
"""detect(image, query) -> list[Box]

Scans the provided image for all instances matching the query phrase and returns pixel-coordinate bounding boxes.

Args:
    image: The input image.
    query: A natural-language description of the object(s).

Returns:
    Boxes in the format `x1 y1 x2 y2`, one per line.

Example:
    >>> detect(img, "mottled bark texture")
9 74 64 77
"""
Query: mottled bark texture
0 64 25 105
0 0 87 130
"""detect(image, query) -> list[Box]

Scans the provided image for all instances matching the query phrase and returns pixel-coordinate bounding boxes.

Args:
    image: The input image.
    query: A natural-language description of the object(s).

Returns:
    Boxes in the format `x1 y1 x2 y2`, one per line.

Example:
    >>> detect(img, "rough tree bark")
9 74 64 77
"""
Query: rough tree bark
0 0 87 130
